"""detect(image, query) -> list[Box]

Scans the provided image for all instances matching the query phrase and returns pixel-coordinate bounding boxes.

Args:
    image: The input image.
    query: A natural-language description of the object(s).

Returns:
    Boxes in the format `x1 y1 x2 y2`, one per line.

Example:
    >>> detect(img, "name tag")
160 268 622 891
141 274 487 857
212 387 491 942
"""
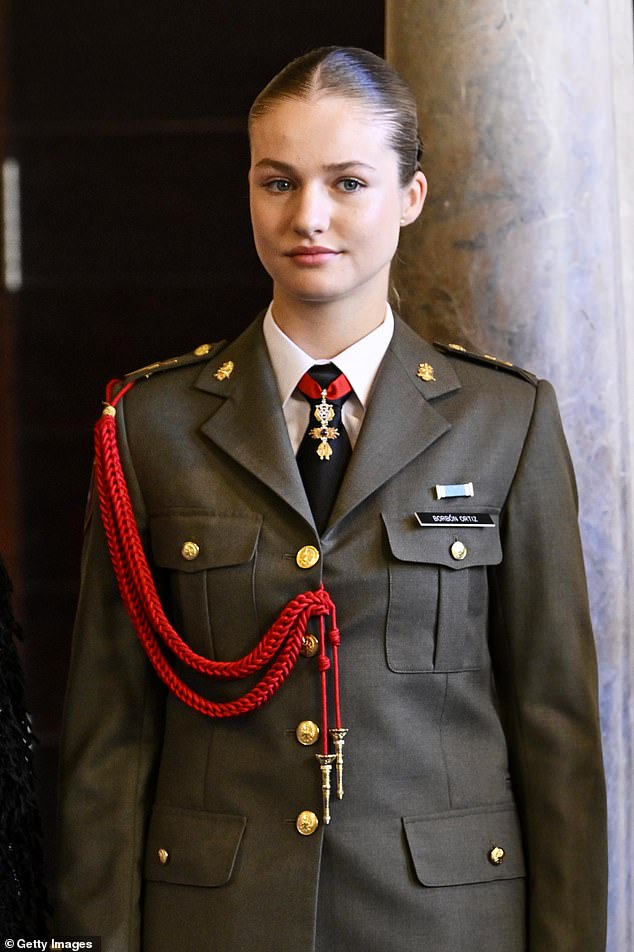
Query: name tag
415 512 496 528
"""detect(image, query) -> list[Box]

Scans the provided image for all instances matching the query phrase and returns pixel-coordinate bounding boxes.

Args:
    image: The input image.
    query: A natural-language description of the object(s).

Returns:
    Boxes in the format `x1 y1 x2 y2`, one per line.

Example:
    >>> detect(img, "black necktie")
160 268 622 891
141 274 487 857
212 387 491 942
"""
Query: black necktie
296 363 353 533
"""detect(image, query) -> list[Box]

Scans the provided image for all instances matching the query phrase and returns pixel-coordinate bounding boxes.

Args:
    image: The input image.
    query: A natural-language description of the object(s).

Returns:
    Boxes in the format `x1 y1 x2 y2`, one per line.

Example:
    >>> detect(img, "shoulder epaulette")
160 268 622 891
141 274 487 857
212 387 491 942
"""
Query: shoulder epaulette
123 340 227 383
434 341 538 386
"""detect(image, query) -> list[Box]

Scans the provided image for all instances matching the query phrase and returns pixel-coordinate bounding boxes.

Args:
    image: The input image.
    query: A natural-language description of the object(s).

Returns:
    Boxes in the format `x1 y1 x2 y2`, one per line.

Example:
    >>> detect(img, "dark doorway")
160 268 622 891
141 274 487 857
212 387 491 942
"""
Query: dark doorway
2 0 385 895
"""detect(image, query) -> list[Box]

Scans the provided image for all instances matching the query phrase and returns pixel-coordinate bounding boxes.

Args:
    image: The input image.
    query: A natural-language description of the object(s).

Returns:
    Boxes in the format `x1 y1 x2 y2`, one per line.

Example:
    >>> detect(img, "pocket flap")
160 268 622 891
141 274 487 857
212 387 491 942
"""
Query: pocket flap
403 805 525 886
383 512 502 569
150 511 262 571
144 807 247 886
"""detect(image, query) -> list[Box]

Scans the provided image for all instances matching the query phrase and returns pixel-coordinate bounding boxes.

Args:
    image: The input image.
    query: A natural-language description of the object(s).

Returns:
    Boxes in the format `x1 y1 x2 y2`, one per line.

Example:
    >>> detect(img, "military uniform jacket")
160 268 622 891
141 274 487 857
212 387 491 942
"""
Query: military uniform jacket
57 315 607 952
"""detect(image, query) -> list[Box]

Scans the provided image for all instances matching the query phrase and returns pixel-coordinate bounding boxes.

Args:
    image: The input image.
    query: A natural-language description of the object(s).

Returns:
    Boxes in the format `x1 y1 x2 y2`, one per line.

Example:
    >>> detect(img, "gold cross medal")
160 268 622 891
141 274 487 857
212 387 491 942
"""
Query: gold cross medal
309 390 340 460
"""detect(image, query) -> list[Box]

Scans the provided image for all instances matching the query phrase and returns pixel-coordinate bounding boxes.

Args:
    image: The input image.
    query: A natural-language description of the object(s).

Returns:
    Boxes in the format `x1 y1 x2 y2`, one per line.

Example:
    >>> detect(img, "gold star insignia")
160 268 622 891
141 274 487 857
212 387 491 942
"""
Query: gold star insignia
213 360 234 381
417 362 436 382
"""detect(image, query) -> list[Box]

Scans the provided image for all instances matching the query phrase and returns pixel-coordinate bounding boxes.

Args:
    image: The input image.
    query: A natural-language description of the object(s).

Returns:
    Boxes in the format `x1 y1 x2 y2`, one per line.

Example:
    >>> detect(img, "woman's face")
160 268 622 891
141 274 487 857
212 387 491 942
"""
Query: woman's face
249 94 426 312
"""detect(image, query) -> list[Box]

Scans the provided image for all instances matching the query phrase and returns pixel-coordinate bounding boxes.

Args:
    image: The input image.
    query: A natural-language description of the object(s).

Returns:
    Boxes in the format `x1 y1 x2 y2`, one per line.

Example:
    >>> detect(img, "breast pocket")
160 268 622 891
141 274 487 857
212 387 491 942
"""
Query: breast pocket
382 511 502 673
150 510 262 659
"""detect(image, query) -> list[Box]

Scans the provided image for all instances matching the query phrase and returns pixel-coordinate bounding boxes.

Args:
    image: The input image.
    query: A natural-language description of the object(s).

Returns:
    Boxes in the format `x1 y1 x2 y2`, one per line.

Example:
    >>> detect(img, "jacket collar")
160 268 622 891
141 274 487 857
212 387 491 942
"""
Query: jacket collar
194 314 460 532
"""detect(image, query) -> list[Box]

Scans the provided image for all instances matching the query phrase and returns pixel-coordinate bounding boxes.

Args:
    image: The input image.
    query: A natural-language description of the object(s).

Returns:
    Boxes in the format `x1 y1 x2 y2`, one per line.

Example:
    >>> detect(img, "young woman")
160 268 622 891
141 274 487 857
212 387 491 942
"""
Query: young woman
57 47 607 952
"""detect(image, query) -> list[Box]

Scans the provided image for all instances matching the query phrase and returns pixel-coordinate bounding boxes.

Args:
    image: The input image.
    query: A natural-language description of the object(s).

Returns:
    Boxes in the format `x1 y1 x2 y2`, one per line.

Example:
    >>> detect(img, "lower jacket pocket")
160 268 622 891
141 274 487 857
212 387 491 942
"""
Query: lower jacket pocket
403 803 525 887
144 806 246 887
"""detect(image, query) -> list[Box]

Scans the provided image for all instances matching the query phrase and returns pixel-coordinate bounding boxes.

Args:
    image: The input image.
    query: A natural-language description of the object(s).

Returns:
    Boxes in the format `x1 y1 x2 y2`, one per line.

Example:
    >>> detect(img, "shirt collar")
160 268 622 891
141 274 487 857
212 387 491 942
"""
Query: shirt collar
262 304 394 409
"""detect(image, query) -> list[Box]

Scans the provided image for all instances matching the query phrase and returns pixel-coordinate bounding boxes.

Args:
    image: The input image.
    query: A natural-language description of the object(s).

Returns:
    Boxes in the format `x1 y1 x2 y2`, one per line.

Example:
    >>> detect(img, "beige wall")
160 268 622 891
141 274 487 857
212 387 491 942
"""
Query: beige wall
386 2 634 948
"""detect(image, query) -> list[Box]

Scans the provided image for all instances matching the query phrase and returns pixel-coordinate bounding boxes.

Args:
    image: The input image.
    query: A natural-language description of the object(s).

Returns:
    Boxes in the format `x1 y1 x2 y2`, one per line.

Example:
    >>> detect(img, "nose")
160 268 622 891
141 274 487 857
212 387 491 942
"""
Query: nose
291 182 330 237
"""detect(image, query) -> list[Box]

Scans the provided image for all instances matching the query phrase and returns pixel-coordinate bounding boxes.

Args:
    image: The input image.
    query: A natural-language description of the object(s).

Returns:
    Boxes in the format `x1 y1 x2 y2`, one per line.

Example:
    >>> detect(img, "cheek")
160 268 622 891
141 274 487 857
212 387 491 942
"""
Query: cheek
358 193 402 228
252 199 285 240
250 204 274 248
356 201 402 248
250 223 272 272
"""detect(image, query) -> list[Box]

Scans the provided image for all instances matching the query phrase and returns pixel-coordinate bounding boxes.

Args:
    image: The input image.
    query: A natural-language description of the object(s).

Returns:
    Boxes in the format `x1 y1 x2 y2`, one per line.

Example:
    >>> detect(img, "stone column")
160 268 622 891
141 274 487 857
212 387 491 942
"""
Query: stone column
386 2 634 949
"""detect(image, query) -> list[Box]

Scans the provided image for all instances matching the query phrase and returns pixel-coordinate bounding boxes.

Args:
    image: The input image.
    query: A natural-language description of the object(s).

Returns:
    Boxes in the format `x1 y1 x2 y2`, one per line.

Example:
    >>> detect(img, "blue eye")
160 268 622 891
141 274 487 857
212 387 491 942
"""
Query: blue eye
338 178 364 192
266 179 293 193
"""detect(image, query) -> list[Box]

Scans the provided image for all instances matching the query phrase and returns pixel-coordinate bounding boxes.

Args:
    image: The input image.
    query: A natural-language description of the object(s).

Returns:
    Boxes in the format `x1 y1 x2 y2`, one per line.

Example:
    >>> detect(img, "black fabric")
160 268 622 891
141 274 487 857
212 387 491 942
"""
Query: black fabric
296 363 352 533
0 555 50 938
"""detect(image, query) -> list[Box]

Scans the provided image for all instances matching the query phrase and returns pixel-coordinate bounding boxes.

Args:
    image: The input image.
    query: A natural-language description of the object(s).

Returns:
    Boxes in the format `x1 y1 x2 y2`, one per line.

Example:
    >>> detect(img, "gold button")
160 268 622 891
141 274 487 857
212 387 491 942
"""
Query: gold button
296 720 320 746
158 848 170 865
194 343 212 356
488 846 505 865
181 541 200 561
450 540 467 561
296 811 319 836
300 634 319 658
296 545 320 569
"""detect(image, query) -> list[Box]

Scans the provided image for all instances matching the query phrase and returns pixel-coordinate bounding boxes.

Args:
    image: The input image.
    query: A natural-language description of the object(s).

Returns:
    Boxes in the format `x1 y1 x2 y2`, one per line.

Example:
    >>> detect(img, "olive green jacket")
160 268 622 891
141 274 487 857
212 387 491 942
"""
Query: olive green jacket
57 315 607 952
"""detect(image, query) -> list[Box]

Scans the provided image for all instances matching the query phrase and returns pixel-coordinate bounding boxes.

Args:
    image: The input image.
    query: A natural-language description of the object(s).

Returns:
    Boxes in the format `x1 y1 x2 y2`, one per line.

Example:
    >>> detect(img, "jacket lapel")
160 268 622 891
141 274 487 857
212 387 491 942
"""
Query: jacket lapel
329 319 461 528
193 314 460 532
194 317 315 528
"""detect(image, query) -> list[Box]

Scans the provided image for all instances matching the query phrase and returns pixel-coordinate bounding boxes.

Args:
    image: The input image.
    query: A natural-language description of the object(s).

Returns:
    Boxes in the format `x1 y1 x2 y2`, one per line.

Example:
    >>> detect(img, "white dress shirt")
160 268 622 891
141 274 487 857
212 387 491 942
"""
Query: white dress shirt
262 303 394 454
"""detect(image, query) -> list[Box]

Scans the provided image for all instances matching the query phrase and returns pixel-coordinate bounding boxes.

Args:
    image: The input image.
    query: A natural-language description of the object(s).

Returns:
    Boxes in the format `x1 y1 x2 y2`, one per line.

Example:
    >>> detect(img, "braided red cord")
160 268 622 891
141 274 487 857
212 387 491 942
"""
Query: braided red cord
330 624 342 729
318 616 329 754
93 387 338 719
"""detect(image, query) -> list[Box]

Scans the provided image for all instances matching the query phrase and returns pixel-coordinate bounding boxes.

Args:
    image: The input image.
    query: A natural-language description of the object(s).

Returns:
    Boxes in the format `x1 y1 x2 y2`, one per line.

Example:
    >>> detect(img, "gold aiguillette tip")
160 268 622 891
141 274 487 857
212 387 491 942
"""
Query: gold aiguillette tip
315 753 337 824
328 727 349 800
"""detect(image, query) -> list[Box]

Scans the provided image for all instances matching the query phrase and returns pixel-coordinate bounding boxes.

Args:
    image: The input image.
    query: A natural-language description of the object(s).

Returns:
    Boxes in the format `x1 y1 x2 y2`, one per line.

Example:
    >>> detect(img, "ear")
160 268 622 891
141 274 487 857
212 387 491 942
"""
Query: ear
400 171 427 227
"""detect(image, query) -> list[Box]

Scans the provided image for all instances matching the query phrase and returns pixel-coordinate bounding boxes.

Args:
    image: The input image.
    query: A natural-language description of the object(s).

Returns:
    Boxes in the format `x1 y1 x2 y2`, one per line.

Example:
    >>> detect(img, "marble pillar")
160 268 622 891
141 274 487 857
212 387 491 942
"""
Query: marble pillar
386 2 634 949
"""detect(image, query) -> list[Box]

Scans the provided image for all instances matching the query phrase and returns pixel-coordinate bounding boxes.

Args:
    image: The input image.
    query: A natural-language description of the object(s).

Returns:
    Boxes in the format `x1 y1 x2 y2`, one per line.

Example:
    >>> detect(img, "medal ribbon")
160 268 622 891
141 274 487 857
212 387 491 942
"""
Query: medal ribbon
297 368 351 401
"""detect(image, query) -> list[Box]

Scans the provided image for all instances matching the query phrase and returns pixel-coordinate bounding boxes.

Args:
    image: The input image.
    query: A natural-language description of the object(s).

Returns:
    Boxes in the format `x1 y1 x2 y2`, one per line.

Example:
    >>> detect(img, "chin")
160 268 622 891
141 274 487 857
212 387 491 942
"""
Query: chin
276 279 347 304
291 289 350 306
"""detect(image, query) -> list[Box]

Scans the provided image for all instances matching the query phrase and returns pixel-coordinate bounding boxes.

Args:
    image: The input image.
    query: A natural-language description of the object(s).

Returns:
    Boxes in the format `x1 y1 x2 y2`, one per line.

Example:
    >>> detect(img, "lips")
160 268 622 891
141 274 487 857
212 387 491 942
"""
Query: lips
286 245 341 265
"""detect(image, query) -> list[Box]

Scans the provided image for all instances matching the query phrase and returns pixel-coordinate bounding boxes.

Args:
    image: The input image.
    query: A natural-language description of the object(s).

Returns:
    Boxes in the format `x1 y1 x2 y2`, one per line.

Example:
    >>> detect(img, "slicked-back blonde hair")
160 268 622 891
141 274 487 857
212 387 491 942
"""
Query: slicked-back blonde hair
249 46 423 188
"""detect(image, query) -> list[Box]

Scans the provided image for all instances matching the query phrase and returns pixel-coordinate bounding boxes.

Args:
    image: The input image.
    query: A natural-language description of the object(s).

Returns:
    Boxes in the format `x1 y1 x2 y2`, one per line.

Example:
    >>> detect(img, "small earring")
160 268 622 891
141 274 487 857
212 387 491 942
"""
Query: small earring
400 217 406 225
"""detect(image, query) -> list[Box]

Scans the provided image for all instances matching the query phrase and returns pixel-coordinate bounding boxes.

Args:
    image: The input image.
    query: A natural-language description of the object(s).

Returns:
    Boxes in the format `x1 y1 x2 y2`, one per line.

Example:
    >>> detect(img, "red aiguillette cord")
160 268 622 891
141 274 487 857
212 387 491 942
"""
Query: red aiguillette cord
94 378 347 817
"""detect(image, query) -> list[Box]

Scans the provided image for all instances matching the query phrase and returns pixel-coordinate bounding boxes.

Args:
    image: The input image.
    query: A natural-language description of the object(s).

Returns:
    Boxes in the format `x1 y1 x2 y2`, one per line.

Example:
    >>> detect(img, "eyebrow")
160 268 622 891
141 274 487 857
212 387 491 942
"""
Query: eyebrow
253 159 377 173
